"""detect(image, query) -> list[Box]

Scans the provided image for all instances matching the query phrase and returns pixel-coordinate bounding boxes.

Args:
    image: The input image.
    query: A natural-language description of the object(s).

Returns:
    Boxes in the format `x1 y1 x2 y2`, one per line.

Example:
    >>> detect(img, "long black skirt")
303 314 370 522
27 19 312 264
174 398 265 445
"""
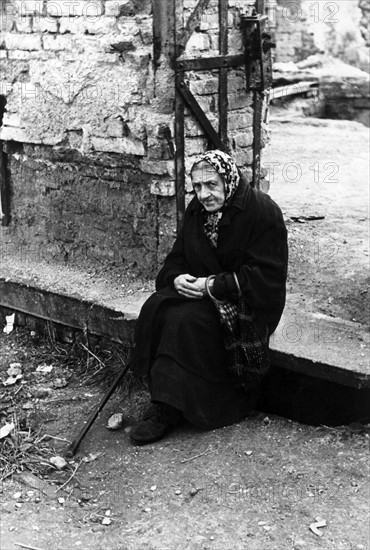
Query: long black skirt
131 288 261 430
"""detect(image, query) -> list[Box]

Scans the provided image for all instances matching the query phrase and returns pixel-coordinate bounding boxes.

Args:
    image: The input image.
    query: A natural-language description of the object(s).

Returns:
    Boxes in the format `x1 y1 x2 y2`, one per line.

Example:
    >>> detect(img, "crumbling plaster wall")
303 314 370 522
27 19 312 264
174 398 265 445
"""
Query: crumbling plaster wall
0 0 258 276
272 0 369 72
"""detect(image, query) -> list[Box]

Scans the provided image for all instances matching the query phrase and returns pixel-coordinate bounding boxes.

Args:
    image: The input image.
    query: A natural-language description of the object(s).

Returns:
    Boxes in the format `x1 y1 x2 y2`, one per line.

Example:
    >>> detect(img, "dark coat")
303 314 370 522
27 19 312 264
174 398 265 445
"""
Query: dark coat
132 180 288 380
156 178 288 333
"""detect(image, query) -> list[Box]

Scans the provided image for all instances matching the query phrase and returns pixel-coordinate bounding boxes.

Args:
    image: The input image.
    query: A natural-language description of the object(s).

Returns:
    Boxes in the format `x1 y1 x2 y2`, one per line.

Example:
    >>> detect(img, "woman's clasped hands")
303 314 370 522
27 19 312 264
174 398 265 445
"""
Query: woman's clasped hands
174 274 210 299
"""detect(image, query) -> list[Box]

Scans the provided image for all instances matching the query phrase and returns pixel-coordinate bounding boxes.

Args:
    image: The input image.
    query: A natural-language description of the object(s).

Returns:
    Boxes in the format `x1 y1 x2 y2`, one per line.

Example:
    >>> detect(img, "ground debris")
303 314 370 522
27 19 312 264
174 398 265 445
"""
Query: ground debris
309 517 327 536
107 413 124 430
36 364 53 374
50 456 68 470
3 363 23 386
0 422 15 439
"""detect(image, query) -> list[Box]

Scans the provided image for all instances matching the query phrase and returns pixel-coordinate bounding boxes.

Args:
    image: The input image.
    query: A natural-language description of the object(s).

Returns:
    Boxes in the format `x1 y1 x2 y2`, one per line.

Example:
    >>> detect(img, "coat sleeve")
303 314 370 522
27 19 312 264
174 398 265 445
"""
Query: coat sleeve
212 196 288 310
155 225 191 290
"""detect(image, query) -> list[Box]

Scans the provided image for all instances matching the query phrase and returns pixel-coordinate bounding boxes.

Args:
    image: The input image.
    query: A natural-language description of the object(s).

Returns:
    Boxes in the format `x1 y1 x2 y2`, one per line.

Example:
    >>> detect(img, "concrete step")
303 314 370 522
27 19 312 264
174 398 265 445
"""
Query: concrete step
1 260 369 425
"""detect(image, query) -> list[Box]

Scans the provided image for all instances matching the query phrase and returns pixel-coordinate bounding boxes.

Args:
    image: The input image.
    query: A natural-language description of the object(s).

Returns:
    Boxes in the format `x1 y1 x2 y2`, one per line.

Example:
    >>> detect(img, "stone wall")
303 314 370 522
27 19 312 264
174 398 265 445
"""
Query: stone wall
0 0 259 276
271 0 369 72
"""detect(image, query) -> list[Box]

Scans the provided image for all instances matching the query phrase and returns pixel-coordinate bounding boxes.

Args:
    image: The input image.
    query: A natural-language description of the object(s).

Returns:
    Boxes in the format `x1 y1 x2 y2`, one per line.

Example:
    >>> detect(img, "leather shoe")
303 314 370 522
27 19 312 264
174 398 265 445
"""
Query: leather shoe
130 402 183 445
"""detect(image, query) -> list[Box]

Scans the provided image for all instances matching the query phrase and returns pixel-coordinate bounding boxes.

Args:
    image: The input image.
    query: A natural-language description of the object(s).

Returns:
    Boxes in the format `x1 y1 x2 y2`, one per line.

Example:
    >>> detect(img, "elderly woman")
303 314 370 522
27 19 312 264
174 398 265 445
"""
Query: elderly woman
130 150 288 445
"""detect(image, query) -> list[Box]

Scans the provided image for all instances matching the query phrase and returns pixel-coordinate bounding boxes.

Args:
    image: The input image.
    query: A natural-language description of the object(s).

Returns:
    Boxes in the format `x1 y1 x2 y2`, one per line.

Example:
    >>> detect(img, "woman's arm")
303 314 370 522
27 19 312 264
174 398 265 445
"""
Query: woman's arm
212 198 288 309
155 226 191 290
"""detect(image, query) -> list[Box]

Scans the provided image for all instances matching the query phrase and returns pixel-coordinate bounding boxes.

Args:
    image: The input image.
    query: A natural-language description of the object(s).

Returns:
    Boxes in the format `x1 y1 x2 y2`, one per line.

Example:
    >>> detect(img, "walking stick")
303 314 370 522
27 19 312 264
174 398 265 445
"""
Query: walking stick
65 360 131 457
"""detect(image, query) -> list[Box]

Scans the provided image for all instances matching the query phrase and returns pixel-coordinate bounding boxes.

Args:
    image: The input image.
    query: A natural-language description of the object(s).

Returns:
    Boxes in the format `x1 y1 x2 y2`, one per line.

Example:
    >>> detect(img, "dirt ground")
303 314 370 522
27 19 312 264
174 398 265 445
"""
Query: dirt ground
265 117 369 328
0 329 369 550
0 117 369 550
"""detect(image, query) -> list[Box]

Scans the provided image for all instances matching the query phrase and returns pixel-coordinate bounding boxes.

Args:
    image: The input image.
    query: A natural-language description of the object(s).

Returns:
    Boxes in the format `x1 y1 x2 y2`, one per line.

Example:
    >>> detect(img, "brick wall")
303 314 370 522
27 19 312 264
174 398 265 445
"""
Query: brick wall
0 0 260 277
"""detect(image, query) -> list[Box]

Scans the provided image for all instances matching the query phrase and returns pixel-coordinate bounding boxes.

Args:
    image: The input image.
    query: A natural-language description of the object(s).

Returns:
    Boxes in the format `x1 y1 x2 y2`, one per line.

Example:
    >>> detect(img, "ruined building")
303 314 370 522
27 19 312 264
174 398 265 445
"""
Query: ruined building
0 0 273 277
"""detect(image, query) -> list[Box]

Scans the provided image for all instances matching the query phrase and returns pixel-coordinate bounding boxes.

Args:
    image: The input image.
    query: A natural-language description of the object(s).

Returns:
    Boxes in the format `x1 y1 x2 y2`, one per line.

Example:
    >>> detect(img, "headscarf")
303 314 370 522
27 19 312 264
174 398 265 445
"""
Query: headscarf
191 150 240 248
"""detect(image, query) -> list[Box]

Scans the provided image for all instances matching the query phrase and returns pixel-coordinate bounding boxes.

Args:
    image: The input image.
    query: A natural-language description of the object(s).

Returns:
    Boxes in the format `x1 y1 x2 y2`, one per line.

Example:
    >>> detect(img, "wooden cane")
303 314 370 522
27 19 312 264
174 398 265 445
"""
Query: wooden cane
65 361 131 457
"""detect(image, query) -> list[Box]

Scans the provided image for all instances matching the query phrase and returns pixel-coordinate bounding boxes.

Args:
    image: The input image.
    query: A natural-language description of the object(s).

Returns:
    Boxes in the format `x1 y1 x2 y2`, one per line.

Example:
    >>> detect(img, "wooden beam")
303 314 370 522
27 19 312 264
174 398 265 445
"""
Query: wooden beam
219 0 228 146
0 143 10 226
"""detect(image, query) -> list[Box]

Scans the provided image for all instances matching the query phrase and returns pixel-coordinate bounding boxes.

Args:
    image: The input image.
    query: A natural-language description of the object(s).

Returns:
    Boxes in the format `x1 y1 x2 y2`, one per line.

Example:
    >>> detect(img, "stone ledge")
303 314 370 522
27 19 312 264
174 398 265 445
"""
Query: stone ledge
0 267 369 391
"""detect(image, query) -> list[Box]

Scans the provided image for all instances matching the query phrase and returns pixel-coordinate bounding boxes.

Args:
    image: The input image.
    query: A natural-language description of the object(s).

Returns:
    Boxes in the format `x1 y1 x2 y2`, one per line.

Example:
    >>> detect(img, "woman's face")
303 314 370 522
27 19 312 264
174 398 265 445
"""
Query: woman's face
191 162 225 213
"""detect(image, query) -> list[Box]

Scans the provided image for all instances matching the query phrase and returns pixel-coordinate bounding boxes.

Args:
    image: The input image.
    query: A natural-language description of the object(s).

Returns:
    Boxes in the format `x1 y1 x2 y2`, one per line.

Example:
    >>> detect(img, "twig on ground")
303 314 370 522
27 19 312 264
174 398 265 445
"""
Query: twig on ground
15 543 47 550
55 459 82 493
181 445 215 463
80 343 105 368
36 434 72 444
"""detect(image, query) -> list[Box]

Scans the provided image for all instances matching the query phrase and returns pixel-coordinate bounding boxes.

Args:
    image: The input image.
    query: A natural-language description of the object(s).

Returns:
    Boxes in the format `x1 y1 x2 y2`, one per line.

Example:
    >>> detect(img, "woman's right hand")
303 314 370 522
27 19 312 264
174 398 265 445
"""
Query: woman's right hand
174 274 204 299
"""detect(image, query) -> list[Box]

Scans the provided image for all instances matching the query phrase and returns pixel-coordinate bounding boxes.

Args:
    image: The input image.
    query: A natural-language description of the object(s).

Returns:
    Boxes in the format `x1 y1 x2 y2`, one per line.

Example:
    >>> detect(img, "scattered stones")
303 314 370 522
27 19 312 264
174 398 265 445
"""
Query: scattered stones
50 456 68 470
53 378 68 389
107 413 124 430
82 452 104 463
36 364 54 373
309 517 327 536
0 422 15 439
3 363 23 385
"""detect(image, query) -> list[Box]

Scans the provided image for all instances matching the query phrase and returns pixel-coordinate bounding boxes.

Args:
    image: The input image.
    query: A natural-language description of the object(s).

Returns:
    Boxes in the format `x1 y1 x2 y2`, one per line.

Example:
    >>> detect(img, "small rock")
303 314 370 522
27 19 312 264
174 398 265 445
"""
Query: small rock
150 485 157 491
143 507 152 513
105 510 111 516
8 363 22 375
263 525 271 531
53 378 68 388
36 364 53 373
58 497 65 504
262 416 270 424
107 413 124 430
175 489 181 495
13 492 22 499
0 422 15 439
102 517 112 526
190 487 199 497
294 540 306 550
245 450 253 456
258 521 267 526
309 518 326 537
50 456 68 470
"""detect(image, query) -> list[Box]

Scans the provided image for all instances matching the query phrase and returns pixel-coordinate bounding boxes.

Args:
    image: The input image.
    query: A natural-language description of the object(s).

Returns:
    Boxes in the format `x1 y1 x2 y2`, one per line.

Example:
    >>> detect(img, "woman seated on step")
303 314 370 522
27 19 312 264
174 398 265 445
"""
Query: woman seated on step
130 150 288 445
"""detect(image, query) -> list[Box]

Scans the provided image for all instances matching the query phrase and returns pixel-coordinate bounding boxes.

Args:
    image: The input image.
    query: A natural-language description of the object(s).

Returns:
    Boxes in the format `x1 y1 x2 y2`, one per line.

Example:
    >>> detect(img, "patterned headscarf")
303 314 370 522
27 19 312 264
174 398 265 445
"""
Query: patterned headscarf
191 150 240 248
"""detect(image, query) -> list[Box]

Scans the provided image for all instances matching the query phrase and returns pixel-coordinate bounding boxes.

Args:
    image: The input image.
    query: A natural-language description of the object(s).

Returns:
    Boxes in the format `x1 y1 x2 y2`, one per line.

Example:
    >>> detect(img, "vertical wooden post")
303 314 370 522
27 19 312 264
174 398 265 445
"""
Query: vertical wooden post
219 0 228 147
0 95 10 226
0 142 10 226
174 0 185 231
